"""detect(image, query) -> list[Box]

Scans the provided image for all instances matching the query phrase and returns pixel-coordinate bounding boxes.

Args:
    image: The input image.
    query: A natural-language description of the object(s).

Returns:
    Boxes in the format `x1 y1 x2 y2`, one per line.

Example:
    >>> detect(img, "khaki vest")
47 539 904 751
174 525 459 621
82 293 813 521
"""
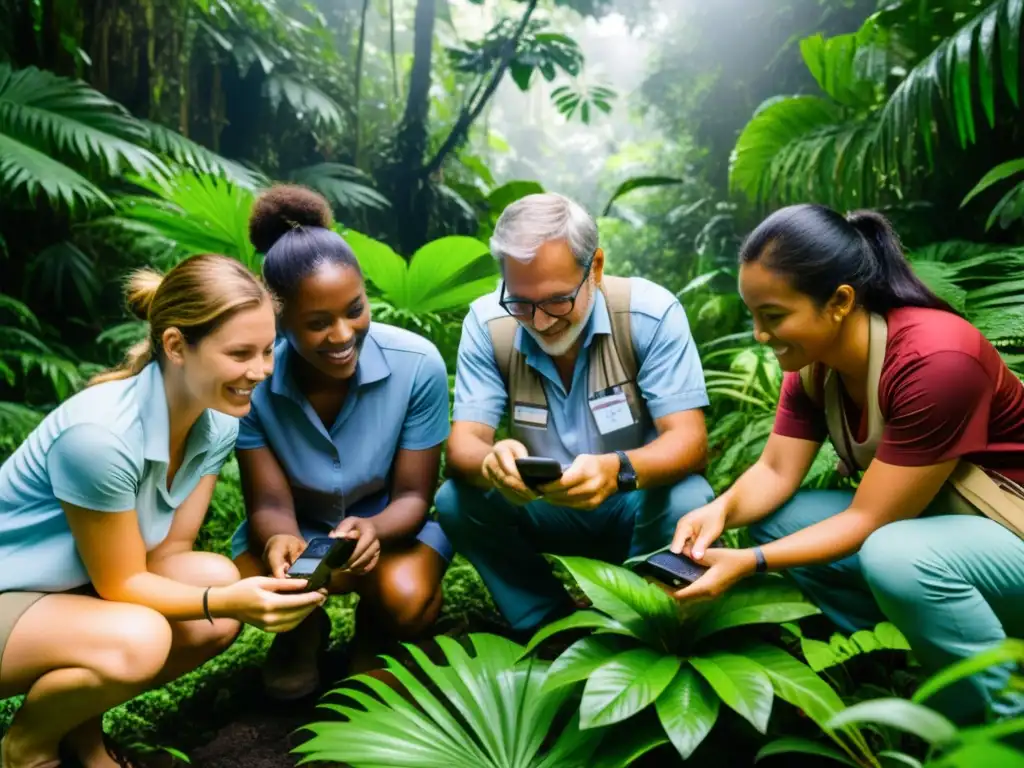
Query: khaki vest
799 312 1024 539
487 276 651 458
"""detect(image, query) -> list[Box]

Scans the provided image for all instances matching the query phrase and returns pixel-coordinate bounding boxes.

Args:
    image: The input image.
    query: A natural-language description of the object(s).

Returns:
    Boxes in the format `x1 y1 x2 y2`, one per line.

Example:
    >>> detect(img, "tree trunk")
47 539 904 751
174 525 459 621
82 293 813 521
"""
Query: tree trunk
352 0 371 164
382 0 436 257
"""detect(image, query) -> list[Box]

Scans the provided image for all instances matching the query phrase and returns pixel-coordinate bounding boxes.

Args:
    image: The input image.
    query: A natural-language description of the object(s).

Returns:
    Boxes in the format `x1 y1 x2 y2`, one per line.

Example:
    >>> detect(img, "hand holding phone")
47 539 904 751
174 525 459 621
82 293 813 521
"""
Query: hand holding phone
287 536 357 592
515 457 564 490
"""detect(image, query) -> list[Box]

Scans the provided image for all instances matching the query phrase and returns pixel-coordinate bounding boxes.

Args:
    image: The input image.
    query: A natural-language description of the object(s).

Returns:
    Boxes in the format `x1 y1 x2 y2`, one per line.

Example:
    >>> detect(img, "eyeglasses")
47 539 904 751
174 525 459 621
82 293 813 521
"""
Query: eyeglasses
499 266 591 321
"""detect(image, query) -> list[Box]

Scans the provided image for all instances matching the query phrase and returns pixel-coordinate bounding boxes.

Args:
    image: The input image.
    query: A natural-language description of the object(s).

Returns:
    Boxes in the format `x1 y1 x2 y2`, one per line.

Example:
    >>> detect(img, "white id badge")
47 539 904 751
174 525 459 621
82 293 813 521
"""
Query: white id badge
589 388 635 435
513 403 549 428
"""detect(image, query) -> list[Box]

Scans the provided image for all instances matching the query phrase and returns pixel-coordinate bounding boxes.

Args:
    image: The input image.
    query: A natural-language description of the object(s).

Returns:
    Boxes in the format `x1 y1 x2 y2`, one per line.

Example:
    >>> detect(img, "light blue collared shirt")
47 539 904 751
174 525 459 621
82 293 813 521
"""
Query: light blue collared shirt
236 323 450 526
453 276 709 463
0 362 238 592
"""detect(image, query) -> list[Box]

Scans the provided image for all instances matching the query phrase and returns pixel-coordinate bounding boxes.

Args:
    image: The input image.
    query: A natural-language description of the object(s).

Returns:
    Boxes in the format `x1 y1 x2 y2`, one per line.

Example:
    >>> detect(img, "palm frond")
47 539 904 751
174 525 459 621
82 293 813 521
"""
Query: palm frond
264 74 345 133
731 95 882 209
24 240 101 316
0 132 111 212
144 120 267 189
287 163 391 214
0 64 166 184
876 0 1024 175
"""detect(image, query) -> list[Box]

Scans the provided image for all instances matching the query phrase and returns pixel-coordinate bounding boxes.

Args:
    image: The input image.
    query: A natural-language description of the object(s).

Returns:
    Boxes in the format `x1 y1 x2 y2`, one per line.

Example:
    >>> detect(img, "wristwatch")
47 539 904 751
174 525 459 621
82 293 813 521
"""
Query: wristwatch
614 450 638 492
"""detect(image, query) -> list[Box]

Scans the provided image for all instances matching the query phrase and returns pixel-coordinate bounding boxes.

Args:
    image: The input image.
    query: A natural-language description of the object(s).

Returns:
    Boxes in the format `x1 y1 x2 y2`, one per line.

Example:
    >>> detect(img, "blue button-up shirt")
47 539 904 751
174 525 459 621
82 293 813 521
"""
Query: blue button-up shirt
237 323 450 526
0 362 238 592
452 276 709 464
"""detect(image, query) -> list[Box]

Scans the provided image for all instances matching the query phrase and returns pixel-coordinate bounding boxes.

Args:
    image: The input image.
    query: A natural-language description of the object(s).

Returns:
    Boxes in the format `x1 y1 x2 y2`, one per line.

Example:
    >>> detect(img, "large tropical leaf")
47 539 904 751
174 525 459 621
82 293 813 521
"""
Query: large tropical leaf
0 64 165 211
961 157 1024 230
342 229 498 315
542 635 625 691
689 652 774 734
912 638 1024 705
827 699 959 747
876 0 1024 173
108 172 258 270
579 648 681 728
690 576 820 644
295 633 609 768
601 176 683 217
264 74 346 133
654 666 720 759
554 556 681 647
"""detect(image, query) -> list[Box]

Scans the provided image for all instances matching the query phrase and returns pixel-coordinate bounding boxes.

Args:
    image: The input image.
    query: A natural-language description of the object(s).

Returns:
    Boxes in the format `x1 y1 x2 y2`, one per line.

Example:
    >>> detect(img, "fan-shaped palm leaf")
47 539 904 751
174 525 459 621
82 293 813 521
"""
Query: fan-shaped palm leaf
0 65 166 212
108 172 258 270
294 633 629 768
264 74 346 133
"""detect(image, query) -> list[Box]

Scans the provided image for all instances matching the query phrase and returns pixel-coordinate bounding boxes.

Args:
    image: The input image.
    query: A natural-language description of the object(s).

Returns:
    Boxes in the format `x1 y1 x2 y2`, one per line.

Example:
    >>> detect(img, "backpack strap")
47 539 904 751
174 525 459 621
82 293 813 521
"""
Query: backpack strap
488 315 519 387
600 276 638 382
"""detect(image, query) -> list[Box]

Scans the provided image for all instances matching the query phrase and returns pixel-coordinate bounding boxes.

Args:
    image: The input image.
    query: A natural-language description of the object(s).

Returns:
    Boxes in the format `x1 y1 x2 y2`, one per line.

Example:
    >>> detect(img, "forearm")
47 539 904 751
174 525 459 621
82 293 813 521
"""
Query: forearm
722 460 802 529
249 504 302 549
625 429 707 490
447 433 496 489
98 571 220 622
370 495 429 542
758 507 879 570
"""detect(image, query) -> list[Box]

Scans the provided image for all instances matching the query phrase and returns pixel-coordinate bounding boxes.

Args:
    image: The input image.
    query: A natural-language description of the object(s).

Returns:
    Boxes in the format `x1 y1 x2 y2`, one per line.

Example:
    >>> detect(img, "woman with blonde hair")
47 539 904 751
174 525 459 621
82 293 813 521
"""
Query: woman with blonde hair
0 254 327 768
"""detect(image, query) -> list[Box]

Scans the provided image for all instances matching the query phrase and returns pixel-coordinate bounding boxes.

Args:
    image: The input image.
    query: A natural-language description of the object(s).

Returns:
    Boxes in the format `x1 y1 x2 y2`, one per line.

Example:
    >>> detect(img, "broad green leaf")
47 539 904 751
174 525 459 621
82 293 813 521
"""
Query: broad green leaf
755 737 859 766
961 157 1024 208
543 635 624 691
929 741 1024 768
580 649 681 728
406 235 495 311
554 556 679 644
655 666 720 759
738 642 846 732
690 576 820 644
486 180 544 213
690 652 774 734
523 609 636 655
601 175 683 217
826 699 958 746
342 229 410 305
913 639 1024 705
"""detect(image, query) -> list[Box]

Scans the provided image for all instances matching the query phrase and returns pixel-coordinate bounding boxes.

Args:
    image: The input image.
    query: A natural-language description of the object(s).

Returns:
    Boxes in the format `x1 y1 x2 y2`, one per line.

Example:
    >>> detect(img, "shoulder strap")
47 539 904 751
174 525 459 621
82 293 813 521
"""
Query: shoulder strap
488 315 519 386
799 363 823 407
601 276 638 382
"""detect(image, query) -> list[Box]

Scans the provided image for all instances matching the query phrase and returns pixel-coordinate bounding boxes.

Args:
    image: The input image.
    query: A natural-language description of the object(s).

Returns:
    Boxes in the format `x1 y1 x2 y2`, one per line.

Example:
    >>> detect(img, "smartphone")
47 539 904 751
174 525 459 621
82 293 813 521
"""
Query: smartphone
633 551 709 588
288 536 357 592
515 457 564 490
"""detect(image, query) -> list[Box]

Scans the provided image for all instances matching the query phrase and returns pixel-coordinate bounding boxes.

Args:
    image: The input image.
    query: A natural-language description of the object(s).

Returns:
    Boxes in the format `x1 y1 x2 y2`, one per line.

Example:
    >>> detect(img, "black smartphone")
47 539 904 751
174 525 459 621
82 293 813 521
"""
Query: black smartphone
633 551 709 588
288 536 357 592
515 457 564 489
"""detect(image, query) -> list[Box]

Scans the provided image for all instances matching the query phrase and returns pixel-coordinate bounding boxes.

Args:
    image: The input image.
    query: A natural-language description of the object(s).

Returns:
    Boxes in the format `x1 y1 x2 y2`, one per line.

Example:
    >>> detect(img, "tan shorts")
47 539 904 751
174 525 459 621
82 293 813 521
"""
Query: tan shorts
0 592 48 677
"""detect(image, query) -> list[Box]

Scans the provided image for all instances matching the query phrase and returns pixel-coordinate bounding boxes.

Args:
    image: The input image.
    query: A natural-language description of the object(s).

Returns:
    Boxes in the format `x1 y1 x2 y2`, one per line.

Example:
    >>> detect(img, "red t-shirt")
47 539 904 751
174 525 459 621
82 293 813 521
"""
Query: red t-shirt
773 307 1024 483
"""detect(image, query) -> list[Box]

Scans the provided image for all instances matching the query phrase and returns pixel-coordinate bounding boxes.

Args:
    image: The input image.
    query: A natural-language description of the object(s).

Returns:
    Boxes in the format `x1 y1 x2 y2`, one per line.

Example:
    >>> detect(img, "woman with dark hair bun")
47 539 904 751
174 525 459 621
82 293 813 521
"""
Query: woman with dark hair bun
233 184 452 700
669 203 1024 723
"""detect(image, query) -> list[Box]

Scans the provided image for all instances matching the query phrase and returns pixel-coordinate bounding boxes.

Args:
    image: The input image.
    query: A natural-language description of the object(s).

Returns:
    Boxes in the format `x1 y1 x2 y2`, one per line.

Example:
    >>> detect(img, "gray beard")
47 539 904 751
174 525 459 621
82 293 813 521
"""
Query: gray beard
524 291 597 358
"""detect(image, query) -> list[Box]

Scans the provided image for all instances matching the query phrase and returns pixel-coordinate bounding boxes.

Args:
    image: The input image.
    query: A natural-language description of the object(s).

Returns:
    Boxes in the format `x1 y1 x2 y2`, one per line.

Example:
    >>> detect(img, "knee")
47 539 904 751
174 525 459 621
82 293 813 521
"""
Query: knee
177 617 243 661
859 521 928 602
666 474 715 515
98 606 174 685
373 580 443 639
749 491 847 546
435 478 484 532
187 552 242 587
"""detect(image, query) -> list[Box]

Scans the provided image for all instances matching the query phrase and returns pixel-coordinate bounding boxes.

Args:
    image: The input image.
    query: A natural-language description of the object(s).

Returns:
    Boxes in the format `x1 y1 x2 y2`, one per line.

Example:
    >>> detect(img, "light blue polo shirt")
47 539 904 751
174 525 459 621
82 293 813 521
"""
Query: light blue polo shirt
0 362 239 593
453 276 709 464
234 323 451 549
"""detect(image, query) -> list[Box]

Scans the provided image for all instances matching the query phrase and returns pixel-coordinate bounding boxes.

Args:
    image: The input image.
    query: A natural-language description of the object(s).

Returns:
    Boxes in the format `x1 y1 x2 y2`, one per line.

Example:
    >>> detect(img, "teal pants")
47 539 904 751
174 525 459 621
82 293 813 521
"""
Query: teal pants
751 490 1024 722
435 474 715 632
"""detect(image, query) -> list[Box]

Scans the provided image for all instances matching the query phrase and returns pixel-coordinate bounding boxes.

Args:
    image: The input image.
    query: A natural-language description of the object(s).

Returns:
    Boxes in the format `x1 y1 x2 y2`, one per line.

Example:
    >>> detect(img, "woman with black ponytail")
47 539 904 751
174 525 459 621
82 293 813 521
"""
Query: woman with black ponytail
670 204 1024 723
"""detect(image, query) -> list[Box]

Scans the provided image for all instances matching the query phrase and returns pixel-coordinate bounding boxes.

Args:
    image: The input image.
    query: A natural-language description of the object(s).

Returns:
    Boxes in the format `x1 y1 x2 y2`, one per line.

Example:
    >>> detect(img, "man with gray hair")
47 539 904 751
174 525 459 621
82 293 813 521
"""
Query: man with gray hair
435 192 714 636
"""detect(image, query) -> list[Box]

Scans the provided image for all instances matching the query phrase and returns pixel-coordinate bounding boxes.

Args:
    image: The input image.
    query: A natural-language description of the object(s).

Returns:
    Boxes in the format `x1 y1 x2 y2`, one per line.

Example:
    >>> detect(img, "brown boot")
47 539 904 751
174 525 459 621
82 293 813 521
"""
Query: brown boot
261 607 331 701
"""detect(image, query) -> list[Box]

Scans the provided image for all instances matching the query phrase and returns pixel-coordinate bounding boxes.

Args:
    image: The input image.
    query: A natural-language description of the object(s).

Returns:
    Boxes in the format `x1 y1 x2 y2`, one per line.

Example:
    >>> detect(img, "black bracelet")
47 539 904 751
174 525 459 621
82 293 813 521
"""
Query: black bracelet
753 546 768 573
202 586 214 624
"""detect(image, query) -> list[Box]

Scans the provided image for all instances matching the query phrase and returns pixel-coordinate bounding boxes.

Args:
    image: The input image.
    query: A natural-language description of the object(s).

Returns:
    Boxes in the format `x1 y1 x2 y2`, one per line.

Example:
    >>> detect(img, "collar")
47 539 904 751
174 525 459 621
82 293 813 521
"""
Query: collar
137 361 212 463
517 287 611 368
270 328 391 402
